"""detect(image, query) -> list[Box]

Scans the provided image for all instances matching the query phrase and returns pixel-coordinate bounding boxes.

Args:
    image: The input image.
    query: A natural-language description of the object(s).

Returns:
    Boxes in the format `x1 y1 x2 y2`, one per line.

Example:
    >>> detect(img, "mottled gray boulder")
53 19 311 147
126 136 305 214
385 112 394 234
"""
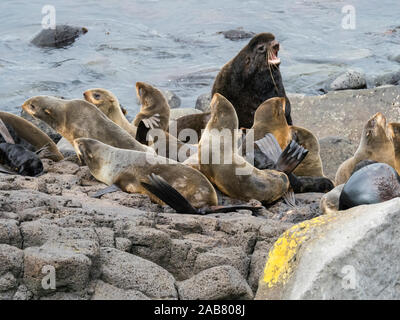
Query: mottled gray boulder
24 244 92 295
330 70 367 91
31 25 88 48
217 29 256 41
195 93 211 112
319 136 356 181
163 90 181 109
57 137 75 157
256 198 400 299
194 247 250 278
177 265 253 300
91 280 149 300
115 238 131 252
372 70 400 87
99 247 177 299
0 272 17 292
13 285 34 300
0 219 22 248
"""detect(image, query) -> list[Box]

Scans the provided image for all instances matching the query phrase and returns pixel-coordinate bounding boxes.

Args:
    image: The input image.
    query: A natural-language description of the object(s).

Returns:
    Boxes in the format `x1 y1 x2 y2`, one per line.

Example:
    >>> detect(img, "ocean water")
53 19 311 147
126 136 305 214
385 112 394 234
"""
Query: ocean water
0 0 399 115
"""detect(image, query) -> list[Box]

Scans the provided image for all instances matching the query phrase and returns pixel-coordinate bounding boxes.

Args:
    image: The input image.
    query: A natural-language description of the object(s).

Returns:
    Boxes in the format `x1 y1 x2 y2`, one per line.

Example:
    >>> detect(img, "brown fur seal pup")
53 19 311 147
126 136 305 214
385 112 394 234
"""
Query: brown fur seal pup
212 32 291 128
0 111 63 161
197 93 290 204
73 138 260 214
388 122 400 174
335 112 395 185
251 97 324 177
21 96 153 154
83 88 138 137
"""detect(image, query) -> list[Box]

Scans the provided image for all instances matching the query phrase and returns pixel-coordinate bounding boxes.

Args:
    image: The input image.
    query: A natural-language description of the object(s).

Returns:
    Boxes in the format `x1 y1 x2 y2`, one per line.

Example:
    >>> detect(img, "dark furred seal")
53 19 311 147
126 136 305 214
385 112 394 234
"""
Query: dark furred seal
0 143 43 176
31 25 88 48
339 162 400 210
212 32 291 128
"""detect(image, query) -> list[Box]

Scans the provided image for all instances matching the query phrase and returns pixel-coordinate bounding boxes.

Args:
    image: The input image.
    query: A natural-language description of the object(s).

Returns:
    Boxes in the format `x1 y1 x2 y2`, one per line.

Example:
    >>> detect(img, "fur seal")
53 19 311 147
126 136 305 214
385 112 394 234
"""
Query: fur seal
31 25 88 48
339 162 400 210
0 143 43 176
83 88 137 137
170 112 211 143
335 112 395 185
0 111 63 161
212 32 291 128
196 93 291 204
21 96 153 153
251 97 324 177
388 122 400 174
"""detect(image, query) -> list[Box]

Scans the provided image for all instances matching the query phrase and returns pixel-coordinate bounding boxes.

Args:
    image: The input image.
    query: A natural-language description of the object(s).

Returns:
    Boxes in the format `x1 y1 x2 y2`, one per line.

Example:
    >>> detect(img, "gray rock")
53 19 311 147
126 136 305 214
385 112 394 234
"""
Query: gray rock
31 25 88 48
319 136 357 181
23 244 92 295
163 90 181 109
95 227 115 247
40 292 85 300
20 110 62 143
330 70 367 91
217 29 256 41
195 93 211 112
194 247 250 279
91 280 149 300
99 247 177 299
0 244 23 277
0 219 22 248
177 265 253 300
389 54 400 64
0 272 17 292
56 138 75 157
13 285 34 300
372 70 400 87
115 237 131 252
256 198 400 299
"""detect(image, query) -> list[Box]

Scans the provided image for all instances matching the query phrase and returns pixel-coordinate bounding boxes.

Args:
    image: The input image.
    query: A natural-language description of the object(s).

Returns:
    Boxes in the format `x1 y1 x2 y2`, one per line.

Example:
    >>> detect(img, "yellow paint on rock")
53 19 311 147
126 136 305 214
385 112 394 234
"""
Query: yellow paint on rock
262 214 338 288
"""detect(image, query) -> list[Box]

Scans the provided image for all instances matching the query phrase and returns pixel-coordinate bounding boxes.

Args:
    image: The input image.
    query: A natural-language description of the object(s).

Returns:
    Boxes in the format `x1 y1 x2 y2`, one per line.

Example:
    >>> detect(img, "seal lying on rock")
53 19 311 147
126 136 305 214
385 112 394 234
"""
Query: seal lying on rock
73 138 260 214
31 25 88 48
0 111 63 161
335 112 395 185
21 96 153 154
212 33 292 128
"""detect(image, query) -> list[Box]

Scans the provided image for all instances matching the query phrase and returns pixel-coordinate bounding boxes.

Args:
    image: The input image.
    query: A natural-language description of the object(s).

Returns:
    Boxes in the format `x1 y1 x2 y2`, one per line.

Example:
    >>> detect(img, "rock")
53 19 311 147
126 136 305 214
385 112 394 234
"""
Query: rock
195 93 211 112
40 292 85 300
291 85 400 144
23 244 92 295
0 272 17 292
0 244 24 277
389 54 400 64
99 247 177 299
177 265 253 300
194 247 250 279
330 70 367 91
372 70 400 87
13 285 34 300
115 237 131 252
91 280 149 300
31 25 88 48
95 227 114 247
256 198 400 299
217 29 256 41
163 90 181 109
57 138 75 157
0 219 22 248
169 108 202 120
319 136 357 181
21 110 62 143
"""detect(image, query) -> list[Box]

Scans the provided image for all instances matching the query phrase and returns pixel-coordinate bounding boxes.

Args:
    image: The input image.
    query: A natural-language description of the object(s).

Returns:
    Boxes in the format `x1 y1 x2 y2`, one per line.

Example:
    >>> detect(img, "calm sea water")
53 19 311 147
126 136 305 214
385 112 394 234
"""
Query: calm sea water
0 0 399 115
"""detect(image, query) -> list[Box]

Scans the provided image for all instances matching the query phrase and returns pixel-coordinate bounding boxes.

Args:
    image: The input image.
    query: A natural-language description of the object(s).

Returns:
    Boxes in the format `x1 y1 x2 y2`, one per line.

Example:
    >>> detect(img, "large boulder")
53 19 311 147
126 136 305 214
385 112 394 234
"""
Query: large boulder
330 70 367 91
256 198 400 299
31 25 88 48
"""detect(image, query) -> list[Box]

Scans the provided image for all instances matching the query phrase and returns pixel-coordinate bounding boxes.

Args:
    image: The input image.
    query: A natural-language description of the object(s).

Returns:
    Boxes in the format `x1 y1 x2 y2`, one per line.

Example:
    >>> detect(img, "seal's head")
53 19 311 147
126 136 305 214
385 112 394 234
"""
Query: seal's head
208 93 238 131
363 112 389 145
136 81 166 108
254 97 287 128
388 122 400 143
83 88 122 117
21 96 65 130
73 138 104 174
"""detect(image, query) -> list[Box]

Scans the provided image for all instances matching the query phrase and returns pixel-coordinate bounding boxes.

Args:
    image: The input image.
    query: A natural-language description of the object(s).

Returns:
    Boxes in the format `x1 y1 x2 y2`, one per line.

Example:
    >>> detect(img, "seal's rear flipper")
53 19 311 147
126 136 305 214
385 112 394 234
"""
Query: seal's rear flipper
91 184 121 199
0 118 15 144
255 133 282 162
204 205 263 215
275 140 308 174
141 173 198 214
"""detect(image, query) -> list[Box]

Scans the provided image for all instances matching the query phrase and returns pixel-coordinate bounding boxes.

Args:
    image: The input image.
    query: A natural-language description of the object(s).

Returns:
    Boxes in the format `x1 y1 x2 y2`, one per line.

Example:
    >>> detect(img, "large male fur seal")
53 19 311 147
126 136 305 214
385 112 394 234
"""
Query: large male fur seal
212 33 291 128
335 112 395 185
251 97 324 177
0 111 63 161
196 93 292 204
21 96 153 153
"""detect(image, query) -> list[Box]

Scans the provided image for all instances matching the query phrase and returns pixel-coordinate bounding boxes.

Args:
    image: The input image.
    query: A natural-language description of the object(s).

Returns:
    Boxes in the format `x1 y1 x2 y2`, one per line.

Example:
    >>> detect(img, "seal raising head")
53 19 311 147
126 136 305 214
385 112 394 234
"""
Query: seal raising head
212 33 291 128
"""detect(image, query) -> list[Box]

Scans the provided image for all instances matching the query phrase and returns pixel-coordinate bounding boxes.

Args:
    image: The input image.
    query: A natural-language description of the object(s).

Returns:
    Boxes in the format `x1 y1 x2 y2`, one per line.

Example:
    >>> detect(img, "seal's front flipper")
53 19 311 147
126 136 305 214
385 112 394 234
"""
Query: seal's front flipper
204 205 262 215
141 173 198 214
136 120 150 145
91 184 121 199
0 164 14 175
275 140 308 174
0 118 15 144
282 190 296 207
255 133 282 162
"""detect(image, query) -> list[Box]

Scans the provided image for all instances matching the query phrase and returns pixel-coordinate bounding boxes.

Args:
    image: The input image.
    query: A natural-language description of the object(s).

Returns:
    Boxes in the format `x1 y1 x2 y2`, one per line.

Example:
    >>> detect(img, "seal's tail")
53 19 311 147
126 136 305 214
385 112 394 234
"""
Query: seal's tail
141 173 262 215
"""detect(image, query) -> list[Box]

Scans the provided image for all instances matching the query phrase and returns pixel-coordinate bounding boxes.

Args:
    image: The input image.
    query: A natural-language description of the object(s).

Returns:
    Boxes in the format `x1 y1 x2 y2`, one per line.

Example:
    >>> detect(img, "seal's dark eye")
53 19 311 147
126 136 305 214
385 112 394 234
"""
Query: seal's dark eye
94 93 101 99
30 104 36 110
257 44 266 53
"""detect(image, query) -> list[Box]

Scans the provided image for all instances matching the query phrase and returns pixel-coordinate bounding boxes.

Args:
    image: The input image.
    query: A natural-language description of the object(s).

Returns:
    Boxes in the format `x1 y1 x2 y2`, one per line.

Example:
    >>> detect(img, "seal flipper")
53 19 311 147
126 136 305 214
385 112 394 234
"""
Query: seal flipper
141 174 262 215
91 184 121 199
135 120 150 146
0 118 15 144
0 164 14 175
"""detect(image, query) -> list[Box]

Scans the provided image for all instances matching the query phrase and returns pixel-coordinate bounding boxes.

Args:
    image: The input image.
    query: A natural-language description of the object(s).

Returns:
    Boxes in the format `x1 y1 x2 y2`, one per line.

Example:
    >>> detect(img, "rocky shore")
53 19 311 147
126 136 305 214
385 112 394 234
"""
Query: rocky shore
1 85 399 300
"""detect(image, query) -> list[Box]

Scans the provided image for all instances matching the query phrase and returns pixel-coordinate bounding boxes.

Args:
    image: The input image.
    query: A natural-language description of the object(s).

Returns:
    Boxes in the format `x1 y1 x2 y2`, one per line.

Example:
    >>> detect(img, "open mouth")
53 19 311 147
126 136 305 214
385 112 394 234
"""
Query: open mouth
268 42 280 65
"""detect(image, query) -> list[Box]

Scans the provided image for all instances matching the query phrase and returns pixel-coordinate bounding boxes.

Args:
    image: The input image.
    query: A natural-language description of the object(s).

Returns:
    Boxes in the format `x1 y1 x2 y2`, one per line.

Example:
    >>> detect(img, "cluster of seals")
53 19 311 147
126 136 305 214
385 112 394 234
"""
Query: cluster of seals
335 112 395 185
212 33 291 129
31 25 88 48
21 96 153 154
